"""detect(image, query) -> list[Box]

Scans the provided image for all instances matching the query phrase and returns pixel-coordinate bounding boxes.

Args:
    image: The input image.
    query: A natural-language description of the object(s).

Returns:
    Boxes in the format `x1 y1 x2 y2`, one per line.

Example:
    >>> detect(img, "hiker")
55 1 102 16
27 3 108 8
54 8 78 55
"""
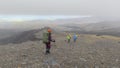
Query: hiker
73 33 78 42
66 34 71 43
42 28 55 55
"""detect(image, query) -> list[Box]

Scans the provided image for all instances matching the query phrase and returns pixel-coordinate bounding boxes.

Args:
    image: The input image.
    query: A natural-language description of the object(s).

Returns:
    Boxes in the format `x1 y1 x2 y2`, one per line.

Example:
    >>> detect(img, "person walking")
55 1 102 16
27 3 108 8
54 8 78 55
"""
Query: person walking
66 34 71 43
73 33 78 42
42 28 55 55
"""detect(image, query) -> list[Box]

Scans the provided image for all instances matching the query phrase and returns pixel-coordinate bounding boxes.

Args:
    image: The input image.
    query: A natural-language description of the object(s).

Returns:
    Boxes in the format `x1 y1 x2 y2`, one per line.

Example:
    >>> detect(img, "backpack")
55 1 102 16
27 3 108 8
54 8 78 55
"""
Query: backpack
67 35 71 40
73 35 77 40
42 32 49 43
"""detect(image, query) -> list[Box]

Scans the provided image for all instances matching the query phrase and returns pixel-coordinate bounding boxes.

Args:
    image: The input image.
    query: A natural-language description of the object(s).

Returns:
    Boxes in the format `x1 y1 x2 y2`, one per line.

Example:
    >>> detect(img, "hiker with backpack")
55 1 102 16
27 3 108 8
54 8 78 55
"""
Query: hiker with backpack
66 33 71 43
73 33 78 42
42 28 55 55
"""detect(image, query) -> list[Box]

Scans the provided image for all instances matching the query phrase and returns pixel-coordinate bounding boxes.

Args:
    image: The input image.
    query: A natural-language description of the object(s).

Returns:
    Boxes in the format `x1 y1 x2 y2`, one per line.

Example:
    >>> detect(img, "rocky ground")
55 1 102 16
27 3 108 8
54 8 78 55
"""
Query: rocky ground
0 32 120 68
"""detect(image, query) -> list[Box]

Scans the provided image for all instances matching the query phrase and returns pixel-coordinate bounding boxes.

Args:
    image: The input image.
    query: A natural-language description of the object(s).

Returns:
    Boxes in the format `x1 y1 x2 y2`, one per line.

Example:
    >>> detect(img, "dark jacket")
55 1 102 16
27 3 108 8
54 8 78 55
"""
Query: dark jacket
48 32 52 42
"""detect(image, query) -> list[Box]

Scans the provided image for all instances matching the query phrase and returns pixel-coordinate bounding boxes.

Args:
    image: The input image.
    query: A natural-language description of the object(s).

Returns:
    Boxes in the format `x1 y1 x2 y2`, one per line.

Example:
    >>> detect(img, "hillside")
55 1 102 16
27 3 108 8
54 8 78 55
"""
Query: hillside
56 21 120 36
0 29 120 68
0 29 23 40
0 28 44 45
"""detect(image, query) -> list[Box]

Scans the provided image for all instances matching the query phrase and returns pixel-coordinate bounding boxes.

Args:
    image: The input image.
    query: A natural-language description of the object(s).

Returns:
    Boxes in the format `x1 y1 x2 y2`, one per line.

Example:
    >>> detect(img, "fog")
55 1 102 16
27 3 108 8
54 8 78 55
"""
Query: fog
0 0 120 20
0 0 120 30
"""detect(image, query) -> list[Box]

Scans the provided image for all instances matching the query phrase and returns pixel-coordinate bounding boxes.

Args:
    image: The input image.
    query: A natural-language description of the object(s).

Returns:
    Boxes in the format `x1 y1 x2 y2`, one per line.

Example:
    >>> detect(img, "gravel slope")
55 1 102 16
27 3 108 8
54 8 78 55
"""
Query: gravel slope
0 32 120 68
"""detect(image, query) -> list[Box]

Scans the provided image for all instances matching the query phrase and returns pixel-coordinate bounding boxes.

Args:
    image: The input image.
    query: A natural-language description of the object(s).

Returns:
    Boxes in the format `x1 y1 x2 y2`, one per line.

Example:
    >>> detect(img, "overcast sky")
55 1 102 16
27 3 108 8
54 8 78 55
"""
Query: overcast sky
0 0 120 21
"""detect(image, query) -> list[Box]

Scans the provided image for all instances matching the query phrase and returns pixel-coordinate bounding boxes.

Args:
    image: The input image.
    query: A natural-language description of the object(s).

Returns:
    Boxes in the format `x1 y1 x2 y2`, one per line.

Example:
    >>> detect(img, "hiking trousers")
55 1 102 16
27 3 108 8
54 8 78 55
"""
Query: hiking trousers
45 42 51 54
73 38 77 42
68 39 71 43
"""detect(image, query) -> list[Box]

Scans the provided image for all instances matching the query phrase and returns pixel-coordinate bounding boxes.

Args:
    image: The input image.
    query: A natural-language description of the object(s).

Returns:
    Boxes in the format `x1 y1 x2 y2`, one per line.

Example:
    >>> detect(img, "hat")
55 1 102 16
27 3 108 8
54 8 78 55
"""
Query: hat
47 28 52 32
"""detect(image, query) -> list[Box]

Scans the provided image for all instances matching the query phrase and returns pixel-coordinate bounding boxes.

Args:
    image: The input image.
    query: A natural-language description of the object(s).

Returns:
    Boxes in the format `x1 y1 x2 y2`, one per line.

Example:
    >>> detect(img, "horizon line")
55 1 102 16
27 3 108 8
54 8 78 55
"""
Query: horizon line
0 15 92 22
